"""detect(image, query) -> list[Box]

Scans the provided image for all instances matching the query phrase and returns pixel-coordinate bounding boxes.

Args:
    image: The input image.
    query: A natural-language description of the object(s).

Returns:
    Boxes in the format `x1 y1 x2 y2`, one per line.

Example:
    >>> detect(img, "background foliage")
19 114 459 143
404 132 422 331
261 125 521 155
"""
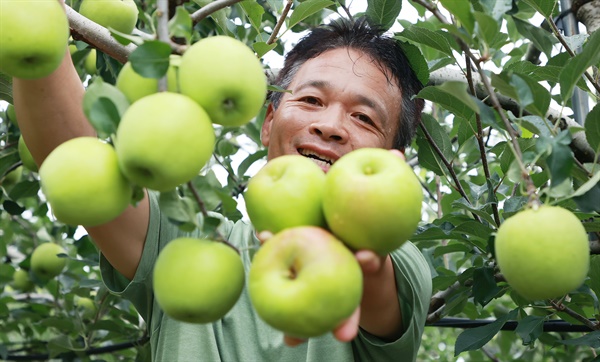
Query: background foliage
1 0 600 360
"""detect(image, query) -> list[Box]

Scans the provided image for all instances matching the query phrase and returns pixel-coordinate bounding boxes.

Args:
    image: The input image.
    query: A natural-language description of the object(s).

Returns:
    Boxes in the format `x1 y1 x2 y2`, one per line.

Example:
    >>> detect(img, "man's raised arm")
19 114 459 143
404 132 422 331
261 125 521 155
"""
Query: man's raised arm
13 49 150 281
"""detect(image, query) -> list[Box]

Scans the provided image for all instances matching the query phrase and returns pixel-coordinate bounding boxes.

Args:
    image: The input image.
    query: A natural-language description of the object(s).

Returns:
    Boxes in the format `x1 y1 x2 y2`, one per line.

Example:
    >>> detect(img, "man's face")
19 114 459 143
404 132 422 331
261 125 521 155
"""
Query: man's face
261 48 403 172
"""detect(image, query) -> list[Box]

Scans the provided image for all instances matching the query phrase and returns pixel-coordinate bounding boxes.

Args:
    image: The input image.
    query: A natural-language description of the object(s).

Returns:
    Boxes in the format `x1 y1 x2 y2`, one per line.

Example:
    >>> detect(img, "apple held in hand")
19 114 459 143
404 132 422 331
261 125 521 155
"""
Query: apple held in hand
244 155 326 233
153 238 245 324
0 0 69 79
116 55 180 103
323 148 423 255
248 226 363 339
179 36 267 127
39 137 133 227
495 205 590 301
78 0 138 45
31 243 68 280
114 92 215 192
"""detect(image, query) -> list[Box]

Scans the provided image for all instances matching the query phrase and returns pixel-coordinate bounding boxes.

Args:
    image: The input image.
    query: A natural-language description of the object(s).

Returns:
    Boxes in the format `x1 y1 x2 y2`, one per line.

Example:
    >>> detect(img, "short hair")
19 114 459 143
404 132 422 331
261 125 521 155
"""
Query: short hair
268 16 425 150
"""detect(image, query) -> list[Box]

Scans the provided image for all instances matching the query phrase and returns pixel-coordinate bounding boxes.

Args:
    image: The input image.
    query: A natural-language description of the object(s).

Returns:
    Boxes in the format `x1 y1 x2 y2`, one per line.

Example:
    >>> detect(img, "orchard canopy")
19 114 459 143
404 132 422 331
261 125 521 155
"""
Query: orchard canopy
1 0 600 360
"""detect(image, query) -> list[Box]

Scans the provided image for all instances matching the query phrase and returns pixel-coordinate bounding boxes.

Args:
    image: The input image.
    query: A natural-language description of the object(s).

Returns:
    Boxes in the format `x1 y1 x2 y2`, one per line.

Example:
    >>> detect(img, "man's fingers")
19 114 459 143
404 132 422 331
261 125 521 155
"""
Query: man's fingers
355 250 385 274
256 230 274 245
333 307 361 343
389 149 406 160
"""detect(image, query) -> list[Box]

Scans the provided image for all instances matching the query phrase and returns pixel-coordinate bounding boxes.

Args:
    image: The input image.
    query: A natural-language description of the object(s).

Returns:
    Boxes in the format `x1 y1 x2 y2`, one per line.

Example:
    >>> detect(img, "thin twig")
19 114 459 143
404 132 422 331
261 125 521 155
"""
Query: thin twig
466 58 501 227
191 0 243 24
267 0 294 45
550 299 600 330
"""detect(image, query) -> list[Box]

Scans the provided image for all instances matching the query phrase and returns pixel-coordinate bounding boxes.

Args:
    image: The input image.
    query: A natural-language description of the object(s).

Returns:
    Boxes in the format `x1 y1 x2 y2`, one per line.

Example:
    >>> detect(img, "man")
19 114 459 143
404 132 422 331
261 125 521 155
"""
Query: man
14 14 432 361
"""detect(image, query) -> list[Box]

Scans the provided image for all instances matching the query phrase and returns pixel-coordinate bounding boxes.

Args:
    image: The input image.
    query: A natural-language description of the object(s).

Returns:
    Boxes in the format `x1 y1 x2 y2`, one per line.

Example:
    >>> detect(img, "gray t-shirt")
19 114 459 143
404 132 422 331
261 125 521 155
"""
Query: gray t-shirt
100 192 432 361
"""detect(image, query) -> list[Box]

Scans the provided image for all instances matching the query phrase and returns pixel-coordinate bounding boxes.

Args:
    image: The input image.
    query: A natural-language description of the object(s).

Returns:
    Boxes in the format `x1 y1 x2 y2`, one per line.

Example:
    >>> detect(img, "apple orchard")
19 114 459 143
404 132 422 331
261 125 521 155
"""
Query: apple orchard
1 0 600 361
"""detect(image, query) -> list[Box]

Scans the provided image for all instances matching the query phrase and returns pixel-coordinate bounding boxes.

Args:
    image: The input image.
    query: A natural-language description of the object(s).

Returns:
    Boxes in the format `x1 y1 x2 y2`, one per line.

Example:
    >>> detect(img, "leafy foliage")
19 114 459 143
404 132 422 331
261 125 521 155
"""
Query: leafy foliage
1 0 600 360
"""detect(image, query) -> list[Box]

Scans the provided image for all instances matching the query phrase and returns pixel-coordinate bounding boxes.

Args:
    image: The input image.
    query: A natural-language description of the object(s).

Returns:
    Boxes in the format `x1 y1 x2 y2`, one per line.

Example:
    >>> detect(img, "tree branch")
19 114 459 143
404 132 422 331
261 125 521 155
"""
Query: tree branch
267 0 293 45
191 0 243 24
65 5 135 64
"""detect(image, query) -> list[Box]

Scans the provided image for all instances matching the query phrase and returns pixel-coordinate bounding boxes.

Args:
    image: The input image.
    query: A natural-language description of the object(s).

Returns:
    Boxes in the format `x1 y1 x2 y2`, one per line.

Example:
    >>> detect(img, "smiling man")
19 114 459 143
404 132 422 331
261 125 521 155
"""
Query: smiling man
14 13 432 362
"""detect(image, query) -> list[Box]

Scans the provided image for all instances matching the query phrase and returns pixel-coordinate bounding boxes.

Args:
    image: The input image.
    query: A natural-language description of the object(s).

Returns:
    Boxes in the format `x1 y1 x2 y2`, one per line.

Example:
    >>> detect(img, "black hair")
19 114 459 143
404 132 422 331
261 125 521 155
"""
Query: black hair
268 16 425 150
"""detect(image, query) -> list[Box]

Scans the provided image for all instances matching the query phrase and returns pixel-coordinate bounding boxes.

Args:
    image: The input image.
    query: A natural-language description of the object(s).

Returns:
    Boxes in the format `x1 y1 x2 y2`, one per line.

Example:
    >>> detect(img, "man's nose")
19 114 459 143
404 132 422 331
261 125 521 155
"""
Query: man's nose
309 106 349 142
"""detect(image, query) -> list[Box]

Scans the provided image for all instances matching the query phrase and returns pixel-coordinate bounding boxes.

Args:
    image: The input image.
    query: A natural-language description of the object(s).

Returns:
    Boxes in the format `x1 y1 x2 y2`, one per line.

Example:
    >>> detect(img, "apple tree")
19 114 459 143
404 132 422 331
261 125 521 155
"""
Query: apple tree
1 0 600 360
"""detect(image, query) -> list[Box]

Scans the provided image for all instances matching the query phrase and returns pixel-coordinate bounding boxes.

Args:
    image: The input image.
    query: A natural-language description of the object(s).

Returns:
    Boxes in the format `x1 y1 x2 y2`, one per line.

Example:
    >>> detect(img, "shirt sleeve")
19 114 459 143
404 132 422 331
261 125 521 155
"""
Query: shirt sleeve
99 191 163 324
351 241 432 362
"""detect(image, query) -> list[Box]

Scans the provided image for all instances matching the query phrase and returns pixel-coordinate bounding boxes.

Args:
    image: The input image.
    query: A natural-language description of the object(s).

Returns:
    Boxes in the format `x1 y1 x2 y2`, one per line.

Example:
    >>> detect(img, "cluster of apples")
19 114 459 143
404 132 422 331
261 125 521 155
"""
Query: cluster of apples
243 149 424 338
37 37 266 227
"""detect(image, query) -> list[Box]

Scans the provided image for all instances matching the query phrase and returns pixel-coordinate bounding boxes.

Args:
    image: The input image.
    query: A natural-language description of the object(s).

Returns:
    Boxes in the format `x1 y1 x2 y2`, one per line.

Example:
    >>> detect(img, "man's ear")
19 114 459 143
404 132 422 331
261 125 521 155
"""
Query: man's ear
261 103 275 147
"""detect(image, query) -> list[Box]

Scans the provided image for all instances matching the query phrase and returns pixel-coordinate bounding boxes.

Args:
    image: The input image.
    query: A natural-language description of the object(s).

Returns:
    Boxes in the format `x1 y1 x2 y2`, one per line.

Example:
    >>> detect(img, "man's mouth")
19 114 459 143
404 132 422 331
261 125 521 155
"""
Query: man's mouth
298 148 334 170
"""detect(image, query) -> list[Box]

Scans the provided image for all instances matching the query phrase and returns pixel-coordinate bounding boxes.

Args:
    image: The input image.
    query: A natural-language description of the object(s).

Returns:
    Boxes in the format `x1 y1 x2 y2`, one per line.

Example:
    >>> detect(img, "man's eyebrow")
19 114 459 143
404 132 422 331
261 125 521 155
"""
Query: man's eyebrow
294 79 329 93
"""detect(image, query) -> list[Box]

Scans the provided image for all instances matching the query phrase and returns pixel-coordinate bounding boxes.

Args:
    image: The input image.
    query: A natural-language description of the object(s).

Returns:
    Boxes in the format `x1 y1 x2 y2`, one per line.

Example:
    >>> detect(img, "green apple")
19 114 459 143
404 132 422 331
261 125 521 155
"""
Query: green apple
78 0 138 45
153 237 245 324
69 44 78 55
75 297 97 320
1 166 22 187
12 269 34 292
248 226 363 338
39 137 133 226
179 36 267 127
6 104 18 126
115 55 180 103
495 205 590 301
84 49 97 75
322 148 423 255
0 0 69 79
244 155 326 233
31 243 68 280
115 92 215 192
18 135 38 172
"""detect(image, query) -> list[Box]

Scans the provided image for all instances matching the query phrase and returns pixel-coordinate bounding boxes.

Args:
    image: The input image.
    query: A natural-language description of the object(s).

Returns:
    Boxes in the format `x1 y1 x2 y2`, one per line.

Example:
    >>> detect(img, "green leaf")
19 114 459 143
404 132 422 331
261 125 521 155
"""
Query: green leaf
365 0 401 30
288 0 335 30
253 42 277 58
416 113 453 176
572 170 600 212
89 97 122 137
0 72 12 103
158 191 199 230
521 0 557 17
511 16 555 58
129 41 172 79
240 0 265 33
3 200 25 215
543 131 574 187
585 103 600 153
479 0 513 21
472 267 501 307
473 11 499 47
560 29 600 100
397 41 429 86
0 151 20 179
396 25 454 57
8 180 39 200
418 82 478 120
557 330 600 348
455 308 518 355
440 0 475 34
168 6 192 44
515 315 546 345
82 77 130 138
237 149 267 178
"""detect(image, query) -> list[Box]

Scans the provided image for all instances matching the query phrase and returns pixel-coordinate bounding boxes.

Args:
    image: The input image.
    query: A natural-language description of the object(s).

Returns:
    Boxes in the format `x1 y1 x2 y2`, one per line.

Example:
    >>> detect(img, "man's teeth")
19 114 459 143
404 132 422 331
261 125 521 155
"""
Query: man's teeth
299 149 333 165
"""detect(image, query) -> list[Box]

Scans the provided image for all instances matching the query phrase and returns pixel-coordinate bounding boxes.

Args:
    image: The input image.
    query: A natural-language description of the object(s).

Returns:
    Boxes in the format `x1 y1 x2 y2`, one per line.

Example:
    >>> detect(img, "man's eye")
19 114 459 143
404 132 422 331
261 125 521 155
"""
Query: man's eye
302 97 320 105
357 114 373 125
